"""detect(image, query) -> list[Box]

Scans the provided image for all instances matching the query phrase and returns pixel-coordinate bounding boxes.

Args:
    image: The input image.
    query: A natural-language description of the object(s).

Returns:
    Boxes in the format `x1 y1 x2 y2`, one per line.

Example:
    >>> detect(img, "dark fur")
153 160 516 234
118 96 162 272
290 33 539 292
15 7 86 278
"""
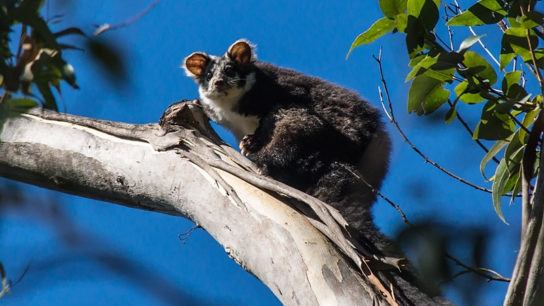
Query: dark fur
183 41 455 305
239 62 381 185
184 41 390 234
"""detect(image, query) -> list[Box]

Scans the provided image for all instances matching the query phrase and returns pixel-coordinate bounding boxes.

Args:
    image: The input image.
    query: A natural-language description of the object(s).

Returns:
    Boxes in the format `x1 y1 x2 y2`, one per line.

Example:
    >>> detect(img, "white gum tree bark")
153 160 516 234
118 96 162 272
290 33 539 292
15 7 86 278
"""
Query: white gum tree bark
0 101 444 305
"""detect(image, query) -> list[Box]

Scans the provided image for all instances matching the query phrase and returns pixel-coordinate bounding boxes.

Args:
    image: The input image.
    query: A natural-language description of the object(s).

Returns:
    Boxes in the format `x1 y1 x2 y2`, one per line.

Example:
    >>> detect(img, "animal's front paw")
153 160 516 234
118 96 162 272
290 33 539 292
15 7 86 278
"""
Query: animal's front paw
239 134 257 156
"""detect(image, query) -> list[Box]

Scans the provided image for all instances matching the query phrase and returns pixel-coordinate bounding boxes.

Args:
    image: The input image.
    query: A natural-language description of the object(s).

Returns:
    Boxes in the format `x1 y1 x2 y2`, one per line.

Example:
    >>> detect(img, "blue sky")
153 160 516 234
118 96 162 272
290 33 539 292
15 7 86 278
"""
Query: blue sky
0 0 526 305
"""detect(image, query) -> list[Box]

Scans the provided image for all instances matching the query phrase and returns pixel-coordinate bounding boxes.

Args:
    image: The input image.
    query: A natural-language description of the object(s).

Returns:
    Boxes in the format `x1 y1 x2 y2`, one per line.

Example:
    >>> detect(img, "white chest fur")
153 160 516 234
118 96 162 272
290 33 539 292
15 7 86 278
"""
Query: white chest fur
198 73 259 141
201 94 259 141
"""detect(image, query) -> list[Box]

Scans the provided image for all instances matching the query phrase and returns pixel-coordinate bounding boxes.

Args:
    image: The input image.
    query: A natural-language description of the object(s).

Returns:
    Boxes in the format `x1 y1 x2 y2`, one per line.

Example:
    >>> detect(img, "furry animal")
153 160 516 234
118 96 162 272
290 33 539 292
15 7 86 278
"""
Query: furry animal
181 40 456 305
183 39 391 235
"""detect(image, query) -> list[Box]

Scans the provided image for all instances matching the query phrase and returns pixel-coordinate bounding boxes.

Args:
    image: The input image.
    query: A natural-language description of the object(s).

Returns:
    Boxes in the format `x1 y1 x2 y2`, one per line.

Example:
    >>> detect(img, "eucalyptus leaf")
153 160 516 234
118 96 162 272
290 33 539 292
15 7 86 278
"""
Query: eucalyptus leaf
458 34 486 52
492 158 508 223
445 104 457 124
463 51 497 85
347 17 396 58
395 13 409 32
501 71 522 93
408 74 450 115
520 11 544 29
380 0 407 18
36 81 57 110
407 0 440 30
500 27 538 69
473 100 515 140
446 0 505 26
480 138 509 180
455 80 486 104
0 97 38 120
406 55 437 81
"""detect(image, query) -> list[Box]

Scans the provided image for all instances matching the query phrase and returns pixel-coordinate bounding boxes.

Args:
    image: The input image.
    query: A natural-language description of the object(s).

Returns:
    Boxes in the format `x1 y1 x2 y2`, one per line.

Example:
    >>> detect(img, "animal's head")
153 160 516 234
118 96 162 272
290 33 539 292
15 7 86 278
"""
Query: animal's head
183 39 256 100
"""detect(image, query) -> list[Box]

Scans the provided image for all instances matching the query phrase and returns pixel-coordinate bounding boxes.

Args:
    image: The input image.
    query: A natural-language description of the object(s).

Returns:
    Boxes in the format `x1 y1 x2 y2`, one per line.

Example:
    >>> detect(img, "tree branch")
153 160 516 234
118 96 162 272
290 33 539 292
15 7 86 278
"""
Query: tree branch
373 50 493 193
0 103 447 305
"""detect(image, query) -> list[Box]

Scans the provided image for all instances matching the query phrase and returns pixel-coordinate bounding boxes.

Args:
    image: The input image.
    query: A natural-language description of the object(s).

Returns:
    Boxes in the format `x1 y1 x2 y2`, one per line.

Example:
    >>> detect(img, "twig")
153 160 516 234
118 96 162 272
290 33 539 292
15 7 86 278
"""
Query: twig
444 5 455 51
449 0 501 67
445 253 511 282
340 163 413 227
178 224 200 245
373 49 493 194
338 148 509 284
94 0 162 36
509 112 532 134
446 100 501 164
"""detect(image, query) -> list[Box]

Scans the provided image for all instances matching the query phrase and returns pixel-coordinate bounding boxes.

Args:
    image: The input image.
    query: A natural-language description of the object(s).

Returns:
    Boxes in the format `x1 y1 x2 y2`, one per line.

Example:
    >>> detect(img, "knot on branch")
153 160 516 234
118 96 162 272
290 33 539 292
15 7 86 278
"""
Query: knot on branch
159 100 218 141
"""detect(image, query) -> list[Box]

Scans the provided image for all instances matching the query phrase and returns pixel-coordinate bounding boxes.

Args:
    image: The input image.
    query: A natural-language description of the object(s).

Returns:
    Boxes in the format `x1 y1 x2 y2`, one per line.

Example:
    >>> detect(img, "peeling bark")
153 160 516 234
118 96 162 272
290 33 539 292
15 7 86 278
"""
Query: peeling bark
0 102 443 305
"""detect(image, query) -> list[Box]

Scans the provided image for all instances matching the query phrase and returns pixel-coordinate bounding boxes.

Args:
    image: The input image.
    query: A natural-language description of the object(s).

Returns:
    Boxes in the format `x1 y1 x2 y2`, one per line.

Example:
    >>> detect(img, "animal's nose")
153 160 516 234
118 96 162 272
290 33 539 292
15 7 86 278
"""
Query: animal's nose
214 79 225 87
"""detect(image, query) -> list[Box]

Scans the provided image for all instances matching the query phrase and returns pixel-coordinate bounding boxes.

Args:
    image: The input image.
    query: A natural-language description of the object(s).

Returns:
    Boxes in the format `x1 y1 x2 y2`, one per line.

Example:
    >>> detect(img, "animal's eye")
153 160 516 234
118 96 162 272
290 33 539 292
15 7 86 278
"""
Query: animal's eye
206 71 213 81
224 65 235 77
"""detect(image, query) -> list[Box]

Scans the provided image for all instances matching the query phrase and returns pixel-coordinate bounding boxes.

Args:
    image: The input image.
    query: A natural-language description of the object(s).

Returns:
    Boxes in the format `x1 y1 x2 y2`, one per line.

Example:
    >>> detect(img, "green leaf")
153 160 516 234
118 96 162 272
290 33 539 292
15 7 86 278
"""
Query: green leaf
520 11 544 29
505 129 525 167
407 0 440 17
395 13 409 32
492 158 509 223
406 52 459 82
11 7 59 49
0 98 39 120
408 54 426 67
519 107 539 141
17 0 46 13
380 0 407 18
406 55 437 81
446 0 506 26
458 34 486 52
408 75 450 115
423 67 455 82
405 15 425 55
36 81 57 110
500 27 538 69
445 104 457 124
505 83 529 101
455 80 486 103
347 17 396 58
501 71 522 93
480 138 509 180
407 0 440 30
463 50 497 85
473 100 515 140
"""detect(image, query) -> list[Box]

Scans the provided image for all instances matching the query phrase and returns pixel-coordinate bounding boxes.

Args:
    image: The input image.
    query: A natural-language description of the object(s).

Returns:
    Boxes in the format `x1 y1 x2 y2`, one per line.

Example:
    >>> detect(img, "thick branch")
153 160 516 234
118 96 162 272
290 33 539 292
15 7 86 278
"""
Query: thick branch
0 103 445 305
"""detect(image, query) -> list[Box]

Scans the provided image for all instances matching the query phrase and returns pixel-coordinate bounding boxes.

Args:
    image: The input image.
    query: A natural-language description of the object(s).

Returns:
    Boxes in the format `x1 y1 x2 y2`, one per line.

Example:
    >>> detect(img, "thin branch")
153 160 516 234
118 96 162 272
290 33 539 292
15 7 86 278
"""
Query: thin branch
340 162 412 227
449 0 500 67
373 50 493 194
94 0 162 36
444 5 455 51
446 100 501 165
178 224 200 245
339 149 509 284
509 112 532 134
445 253 511 282
533 27 544 41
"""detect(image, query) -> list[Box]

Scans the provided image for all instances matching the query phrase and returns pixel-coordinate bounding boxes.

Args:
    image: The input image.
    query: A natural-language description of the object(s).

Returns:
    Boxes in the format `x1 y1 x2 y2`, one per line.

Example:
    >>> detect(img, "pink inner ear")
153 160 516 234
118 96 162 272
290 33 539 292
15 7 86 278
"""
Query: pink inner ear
185 54 208 76
229 42 251 65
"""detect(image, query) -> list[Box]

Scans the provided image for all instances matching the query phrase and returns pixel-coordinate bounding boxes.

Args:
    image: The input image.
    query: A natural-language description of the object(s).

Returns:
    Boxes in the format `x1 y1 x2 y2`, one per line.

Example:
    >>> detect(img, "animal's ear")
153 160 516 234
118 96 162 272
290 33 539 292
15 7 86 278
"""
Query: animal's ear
183 52 210 79
227 39 255 66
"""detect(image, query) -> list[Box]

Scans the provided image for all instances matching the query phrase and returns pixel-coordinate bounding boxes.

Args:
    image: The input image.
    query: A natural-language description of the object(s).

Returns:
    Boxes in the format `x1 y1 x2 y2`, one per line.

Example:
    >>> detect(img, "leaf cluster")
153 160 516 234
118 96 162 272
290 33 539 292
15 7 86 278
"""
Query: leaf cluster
0 0 83 123
349 0 544 222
